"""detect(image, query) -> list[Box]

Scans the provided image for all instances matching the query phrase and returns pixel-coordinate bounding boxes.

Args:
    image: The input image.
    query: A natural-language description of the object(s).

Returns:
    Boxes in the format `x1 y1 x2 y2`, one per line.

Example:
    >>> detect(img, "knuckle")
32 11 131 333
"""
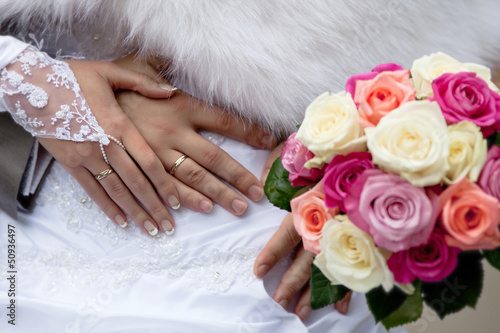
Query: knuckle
202 148 223 169
185 167 207 184
129 175 149 193
286 228 302 248
148 204 166 218
219 112 234 132
107 179 128 198
141 152 161 173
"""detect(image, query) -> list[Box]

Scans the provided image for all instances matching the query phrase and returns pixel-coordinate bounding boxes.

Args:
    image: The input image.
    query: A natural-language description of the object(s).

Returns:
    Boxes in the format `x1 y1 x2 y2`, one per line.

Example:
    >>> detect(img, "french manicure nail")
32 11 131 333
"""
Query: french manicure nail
168 196 181 210
200 200 213 213
115 215 127 228
261 168 270 183
161 220 174 235
144 220 158 236
232 199 247 215
256 265 269 278
159 82 178 91
299 305 311 320
248 185 264 201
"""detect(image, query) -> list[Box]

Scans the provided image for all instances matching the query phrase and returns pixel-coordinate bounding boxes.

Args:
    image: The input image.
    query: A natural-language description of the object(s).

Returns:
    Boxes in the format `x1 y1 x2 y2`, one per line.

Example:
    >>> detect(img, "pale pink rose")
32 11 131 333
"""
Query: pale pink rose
354 70 416 127
281 133 323 186
439 178 500 250
478 145 500 200
291 183 339 254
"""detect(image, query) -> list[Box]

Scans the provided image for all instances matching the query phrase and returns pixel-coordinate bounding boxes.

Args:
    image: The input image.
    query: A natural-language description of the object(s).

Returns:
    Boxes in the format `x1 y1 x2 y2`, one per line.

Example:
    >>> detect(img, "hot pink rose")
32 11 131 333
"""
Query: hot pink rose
345 63 404 99
431 72 500 137
478 145 500 201
345 169 440 252
439 178 500 250
323 152 375 212
388 231 461 283
353 70 416 127
291 183 339 254
281 133 323 186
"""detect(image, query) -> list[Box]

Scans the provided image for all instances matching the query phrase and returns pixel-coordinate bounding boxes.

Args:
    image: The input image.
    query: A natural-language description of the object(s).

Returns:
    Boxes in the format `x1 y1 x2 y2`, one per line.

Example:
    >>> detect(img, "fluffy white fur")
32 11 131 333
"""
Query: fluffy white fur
2 0 500 137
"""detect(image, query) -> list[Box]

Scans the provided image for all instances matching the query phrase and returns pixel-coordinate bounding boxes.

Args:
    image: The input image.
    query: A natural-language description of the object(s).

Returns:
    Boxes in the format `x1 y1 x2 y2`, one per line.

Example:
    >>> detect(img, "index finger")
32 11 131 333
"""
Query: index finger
189 101 277 149
253 213 302 278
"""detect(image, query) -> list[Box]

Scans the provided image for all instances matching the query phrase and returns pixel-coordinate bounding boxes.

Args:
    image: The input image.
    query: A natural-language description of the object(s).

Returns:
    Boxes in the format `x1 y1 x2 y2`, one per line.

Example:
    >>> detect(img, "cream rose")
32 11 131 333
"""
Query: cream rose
296 91 366 169
444 121 487 184
365 100 450 187
411 52 500 99
314 215 394 293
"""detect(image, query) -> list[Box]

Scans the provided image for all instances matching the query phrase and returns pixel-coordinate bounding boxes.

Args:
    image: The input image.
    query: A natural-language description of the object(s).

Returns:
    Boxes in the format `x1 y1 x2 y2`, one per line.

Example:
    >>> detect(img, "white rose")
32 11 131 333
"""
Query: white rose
314 215 394 293
365 100 450 187
411 52 500 99
444 121 487 184
296 91 366 169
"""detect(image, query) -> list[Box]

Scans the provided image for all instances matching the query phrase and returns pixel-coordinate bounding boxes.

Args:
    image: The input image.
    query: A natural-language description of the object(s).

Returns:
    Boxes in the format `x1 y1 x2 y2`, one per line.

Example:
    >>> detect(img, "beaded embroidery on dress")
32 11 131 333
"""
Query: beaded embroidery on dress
25 162 258 295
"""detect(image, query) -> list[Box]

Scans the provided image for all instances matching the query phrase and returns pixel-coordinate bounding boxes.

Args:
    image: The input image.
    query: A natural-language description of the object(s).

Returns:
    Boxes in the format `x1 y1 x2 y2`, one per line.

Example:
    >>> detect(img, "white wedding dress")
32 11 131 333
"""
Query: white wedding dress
0 135 401 333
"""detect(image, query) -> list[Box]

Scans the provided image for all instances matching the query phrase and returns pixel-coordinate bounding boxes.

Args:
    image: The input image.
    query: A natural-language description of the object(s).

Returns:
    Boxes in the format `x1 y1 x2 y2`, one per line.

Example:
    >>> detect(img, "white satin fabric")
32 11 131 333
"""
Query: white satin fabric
0 136 405 333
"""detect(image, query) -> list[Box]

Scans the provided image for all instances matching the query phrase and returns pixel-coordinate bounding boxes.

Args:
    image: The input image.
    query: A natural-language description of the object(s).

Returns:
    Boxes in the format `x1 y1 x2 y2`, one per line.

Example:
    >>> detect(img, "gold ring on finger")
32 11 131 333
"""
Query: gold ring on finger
94 168 114 181
170 154 188 176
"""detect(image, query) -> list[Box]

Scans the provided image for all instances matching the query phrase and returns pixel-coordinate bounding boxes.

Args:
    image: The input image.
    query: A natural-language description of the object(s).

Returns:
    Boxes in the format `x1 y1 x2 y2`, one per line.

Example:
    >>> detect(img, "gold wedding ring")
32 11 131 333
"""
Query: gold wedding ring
94 168 114 181
170 154 188 175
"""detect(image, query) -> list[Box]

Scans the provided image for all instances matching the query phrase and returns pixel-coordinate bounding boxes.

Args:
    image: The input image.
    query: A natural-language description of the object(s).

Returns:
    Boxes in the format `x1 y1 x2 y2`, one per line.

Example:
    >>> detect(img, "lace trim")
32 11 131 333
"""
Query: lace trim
0 46 110 145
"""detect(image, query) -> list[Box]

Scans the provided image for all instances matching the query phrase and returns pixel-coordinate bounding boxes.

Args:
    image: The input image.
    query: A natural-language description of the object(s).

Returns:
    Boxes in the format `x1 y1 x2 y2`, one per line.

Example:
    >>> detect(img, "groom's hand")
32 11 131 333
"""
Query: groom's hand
114 54 277 215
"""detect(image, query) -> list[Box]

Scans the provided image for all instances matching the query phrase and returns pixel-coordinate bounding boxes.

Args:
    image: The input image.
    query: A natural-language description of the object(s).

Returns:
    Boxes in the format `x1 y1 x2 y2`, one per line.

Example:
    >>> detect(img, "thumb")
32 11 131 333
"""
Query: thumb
102 62 178 98
261 142 284 184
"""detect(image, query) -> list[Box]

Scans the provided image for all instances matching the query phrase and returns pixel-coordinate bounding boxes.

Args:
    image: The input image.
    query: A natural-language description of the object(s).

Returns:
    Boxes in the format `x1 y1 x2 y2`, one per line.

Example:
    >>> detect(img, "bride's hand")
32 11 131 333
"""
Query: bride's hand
39 61 180 236
113 55 276 215
254 145 352 320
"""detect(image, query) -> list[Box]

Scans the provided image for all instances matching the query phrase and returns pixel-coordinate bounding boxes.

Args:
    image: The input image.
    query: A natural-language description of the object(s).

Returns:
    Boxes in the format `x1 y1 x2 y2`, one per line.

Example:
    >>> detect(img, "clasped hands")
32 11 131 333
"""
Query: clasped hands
38 54 348 321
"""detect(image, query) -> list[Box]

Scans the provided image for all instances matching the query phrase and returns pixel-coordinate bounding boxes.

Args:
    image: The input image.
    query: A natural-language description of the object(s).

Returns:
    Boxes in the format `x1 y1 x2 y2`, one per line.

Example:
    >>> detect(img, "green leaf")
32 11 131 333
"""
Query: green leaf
310 264 350 310
495 132 500 146
381 280 424 330
264 157 304 212
421 251 483 319
483 246 500 271
366 285 407 322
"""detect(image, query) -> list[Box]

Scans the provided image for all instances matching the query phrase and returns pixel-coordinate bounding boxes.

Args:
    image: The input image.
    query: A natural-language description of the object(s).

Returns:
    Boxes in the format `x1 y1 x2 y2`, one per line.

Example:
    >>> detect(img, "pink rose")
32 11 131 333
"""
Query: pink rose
478 145 500 201
291 183 339 254
353 70 416 127
430 72 500 137
388 231 461 283
345 63 404 99
323 152 375 212
281 133 323 186
345 169 439 252
439 178 500 250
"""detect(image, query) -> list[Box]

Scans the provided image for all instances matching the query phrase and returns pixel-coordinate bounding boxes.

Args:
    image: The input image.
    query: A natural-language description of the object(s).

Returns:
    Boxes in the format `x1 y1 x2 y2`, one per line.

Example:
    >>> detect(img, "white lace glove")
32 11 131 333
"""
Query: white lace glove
0 43 183 236
0 46 119 163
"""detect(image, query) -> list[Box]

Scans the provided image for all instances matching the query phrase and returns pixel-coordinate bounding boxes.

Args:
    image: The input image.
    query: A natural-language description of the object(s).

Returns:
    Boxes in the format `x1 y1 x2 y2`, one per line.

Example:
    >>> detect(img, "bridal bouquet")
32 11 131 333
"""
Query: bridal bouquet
264 52 500 329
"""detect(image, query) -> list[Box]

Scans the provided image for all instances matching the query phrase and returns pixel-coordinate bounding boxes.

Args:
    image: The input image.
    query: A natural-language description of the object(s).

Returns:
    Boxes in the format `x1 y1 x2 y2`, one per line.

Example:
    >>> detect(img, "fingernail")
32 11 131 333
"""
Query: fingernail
256 265 269 278
232 199 247 215
161 220 174 235
278 299 289 309
299 305 311 320
168 196 180 210
115 215 127 228
200 200 213 213
248 185 264 201
144 220 158 236
159 82 178 91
